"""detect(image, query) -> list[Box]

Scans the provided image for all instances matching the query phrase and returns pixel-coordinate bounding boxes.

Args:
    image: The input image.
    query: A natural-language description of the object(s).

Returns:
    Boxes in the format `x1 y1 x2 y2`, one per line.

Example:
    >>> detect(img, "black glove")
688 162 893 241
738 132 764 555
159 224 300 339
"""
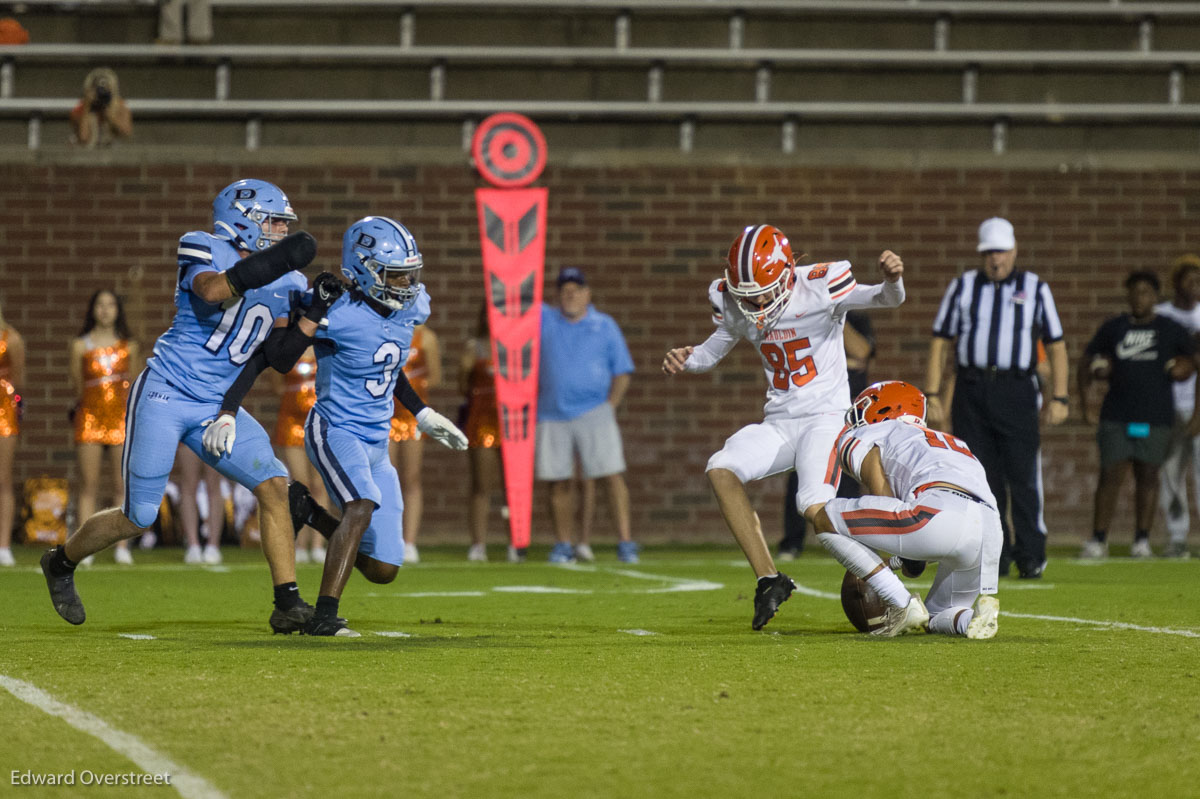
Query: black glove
305 272 346 322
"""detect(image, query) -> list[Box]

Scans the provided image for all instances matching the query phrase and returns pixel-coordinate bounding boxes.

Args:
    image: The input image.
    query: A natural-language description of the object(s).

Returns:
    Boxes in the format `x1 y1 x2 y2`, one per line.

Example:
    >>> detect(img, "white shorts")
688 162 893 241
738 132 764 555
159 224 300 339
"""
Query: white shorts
535 402 626 481
823 487 1002 613
706 412 845 512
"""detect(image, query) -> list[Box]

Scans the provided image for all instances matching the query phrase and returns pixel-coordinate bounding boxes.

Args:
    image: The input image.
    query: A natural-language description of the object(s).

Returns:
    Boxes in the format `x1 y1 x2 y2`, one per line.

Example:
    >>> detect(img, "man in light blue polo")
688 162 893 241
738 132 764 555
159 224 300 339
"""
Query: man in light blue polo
537 267 637 563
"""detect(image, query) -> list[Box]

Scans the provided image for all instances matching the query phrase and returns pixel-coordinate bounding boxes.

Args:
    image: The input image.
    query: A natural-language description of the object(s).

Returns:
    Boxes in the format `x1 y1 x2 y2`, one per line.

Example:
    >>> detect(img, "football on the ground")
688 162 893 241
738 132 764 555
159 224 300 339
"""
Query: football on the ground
840 570 888 633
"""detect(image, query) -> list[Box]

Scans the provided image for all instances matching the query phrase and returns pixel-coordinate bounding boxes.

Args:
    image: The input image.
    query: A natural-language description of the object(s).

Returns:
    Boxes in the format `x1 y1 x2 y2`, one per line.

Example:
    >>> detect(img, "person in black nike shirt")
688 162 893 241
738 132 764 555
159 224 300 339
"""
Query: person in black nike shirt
1078 270 1200 559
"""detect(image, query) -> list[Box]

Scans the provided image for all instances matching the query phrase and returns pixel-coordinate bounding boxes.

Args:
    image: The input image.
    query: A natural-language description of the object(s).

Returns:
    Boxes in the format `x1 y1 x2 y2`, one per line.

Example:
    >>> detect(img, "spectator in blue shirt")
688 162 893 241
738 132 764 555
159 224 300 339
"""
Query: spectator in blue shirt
537 268 637 563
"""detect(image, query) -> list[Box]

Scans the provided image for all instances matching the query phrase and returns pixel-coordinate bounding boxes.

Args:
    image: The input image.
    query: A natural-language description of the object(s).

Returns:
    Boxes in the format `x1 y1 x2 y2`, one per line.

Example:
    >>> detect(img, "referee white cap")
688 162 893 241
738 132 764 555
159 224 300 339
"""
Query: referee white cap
977 217 1016 252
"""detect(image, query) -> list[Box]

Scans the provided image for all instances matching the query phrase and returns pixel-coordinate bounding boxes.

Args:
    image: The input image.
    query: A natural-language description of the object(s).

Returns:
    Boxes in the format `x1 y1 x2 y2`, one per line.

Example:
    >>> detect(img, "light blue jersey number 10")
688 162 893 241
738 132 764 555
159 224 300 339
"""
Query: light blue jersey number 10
204 299 274 365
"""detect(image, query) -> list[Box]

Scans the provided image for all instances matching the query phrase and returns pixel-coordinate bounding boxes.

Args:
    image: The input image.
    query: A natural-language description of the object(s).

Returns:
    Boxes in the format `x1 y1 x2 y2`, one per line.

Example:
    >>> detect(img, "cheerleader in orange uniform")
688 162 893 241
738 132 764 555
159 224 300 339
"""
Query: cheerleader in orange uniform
69 290 138 565
272 347 330 563
388 324 442 564
0 301 25 567
460 307 505 562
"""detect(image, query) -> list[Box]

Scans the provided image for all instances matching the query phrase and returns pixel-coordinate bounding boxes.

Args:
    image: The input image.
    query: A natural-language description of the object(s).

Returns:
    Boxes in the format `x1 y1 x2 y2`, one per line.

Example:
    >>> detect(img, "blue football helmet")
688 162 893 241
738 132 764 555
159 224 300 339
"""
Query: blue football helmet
212 179 297 251
341 216 423 311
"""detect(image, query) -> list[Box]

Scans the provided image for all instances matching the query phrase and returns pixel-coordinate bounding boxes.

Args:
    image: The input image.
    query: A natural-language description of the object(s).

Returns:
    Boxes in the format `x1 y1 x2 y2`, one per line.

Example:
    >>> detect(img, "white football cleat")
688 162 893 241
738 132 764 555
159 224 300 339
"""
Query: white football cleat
574 543 595 563
310 546 326 565
1130 539 1153 559
0 547 14 567
1079 539 1108 560
404 543 419 564
966 595 999 640
184 545 203 564
467 543 487 562
202 544 222 565
871 593 929 638
113 546 134 565
294 548 311 564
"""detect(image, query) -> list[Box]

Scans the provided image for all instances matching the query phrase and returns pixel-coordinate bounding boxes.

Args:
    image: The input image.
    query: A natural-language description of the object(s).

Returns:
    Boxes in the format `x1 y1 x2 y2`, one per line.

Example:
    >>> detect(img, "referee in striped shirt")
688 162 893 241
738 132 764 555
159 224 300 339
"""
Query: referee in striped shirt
924 218 1070 579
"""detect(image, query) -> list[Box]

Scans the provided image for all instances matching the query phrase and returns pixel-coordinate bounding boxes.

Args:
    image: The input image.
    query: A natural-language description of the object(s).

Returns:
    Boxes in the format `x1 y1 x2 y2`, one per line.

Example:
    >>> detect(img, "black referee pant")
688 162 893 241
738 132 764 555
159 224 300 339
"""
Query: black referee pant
951 369 1045 575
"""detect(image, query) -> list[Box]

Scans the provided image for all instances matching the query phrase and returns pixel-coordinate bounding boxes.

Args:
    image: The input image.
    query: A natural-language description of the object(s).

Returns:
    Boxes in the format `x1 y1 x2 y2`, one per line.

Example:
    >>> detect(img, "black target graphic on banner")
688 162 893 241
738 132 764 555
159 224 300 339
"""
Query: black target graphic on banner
472 113 547 188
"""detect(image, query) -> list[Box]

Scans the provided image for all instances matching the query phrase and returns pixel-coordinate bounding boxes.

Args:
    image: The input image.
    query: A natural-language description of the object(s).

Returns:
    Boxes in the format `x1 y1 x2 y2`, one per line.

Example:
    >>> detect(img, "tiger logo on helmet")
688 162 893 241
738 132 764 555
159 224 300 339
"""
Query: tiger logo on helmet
725 224 797 331
845 380 927 429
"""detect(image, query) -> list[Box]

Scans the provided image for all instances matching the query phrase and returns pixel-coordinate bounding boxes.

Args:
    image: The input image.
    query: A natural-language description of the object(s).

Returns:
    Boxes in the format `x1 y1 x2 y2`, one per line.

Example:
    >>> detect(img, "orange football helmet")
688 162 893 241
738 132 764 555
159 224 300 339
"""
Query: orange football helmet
725 224 796 331
845 381 927 428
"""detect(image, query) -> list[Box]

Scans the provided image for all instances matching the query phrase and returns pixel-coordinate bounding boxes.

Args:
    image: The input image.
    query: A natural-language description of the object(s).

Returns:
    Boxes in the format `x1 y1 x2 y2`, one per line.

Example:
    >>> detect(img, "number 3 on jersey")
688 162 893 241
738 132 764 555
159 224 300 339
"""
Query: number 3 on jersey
760 337 818 390
366 341 403 398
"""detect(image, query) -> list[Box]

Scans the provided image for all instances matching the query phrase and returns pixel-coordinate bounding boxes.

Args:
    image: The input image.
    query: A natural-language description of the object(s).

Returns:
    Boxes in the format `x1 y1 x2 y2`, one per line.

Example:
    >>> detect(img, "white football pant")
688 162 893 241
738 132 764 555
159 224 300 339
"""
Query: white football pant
822 488 1002 615
706 412 844 512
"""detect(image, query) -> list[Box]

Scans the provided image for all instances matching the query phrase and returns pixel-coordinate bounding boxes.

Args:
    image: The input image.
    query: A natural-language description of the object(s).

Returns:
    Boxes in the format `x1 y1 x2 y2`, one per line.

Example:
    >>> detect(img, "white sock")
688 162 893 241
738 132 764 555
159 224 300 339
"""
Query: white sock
929 607 973 635
816 532 885 576
865 569 912 609
816 532 909 607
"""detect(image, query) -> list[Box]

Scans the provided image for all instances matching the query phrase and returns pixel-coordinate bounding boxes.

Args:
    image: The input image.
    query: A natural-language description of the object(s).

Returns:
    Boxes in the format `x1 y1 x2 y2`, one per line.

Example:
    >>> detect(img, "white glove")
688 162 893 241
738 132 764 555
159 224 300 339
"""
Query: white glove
202 413 237 458
416 407 468 451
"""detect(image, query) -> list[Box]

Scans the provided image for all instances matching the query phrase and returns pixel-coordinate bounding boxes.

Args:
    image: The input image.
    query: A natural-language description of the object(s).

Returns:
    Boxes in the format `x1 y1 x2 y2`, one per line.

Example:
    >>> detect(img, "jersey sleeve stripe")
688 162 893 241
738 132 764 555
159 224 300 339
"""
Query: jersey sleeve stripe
178 246 212 259
829 275 857 300
838 437 860 474
827 266 852 285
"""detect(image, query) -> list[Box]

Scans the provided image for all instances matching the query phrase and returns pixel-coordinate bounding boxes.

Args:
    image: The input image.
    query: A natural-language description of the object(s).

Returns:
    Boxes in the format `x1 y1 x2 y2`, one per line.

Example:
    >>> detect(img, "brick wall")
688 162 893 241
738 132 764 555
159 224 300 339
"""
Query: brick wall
2 162 1196 547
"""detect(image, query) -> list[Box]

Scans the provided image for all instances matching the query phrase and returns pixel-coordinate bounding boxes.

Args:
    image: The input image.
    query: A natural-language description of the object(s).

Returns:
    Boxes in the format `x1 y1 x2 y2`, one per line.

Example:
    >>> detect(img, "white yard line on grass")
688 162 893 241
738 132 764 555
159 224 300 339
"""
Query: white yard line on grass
367 591 487 598
791 583 840 601
601 567 724 593
118 634 156 640
0 675 227 799
1002 612 1200 638
619 629 659 636
368 567 723 598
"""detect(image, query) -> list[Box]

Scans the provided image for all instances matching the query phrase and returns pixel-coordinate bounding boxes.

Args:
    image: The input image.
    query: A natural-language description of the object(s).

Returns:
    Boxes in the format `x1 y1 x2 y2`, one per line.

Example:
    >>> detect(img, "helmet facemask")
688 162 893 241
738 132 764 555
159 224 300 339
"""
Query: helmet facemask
362 255 422 311
726 268 794 331
238 201 296 250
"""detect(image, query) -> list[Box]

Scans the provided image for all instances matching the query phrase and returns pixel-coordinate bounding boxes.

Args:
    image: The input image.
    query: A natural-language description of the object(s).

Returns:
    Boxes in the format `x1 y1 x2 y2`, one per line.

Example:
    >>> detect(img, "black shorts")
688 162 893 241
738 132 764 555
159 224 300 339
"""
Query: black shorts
1097 420 1172 468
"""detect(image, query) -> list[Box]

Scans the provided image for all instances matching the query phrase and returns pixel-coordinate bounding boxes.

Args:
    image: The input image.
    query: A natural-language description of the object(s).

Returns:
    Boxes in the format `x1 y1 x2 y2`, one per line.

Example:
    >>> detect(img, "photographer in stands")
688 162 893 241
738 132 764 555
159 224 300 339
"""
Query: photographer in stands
69 68 133 148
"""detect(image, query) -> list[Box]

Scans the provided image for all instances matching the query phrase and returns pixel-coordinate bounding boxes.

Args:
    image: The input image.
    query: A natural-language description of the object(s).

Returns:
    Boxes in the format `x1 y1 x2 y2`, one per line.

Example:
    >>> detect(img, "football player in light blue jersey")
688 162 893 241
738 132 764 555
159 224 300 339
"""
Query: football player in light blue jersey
40 179 345 635
213 216 467 636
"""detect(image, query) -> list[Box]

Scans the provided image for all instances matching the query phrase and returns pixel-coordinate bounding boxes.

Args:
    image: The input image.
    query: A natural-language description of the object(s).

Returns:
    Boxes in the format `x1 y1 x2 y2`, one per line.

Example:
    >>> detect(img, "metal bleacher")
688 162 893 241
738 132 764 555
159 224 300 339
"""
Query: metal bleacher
2 0 1200 155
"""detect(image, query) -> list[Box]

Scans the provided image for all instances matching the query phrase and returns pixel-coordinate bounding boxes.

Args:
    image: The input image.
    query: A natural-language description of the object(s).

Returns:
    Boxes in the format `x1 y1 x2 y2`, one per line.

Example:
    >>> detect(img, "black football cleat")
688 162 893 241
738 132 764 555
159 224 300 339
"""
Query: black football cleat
1017 560 1045 580
899 558 927 578
287 480 316 537
269 599 315 634
302 614 361 638
751 572 796 630
41 548 86 625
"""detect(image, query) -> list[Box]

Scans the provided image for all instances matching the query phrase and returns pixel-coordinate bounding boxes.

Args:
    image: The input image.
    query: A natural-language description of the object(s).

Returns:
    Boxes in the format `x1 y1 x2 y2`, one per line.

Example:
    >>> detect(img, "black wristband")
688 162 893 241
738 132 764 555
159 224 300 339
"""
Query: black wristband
1053 396 1069 405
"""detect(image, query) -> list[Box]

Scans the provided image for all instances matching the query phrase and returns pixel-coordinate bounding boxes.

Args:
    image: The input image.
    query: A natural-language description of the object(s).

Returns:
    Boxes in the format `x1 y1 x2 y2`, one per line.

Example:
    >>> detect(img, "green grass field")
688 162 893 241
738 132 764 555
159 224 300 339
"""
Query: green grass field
2 544 1198 799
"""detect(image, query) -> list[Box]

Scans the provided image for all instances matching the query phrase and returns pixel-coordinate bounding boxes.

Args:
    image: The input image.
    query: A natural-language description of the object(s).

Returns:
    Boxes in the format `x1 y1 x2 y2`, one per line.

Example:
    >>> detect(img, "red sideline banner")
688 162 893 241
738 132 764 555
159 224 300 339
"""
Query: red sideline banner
471 114 548 552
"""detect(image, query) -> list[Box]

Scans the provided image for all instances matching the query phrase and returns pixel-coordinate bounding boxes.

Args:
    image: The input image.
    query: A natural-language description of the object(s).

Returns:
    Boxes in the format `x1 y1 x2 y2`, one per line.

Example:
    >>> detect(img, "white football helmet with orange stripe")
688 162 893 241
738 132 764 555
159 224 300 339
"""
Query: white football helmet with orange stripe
725 224 796 331
846 381 927 428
